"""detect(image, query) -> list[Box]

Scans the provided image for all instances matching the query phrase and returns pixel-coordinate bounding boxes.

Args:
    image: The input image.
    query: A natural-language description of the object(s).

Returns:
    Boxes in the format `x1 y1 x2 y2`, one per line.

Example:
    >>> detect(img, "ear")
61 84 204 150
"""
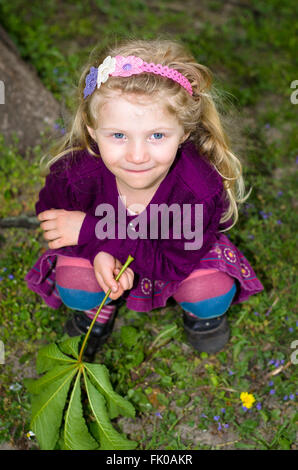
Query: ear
86 125 96 141
180 131 190 144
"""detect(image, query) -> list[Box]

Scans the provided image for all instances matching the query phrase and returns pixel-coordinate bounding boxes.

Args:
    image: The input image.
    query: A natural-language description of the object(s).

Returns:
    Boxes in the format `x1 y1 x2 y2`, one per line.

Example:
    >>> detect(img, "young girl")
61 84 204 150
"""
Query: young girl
25 38 264 360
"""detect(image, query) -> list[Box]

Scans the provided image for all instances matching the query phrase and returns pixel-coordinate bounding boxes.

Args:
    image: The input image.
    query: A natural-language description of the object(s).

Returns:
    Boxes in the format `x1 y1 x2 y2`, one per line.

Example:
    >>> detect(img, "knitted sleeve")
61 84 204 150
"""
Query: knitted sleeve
35 160 76 215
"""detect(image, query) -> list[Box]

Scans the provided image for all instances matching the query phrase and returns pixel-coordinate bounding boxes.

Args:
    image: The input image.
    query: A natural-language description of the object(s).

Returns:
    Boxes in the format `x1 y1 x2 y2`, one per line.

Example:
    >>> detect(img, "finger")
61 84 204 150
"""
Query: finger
123 268 134 289
95 270 124 300
43 229 60 241
37 209 59 221
48 238 65 249
115 269 134 291
115 267 134 285
40 220 56 231
94 270 109 293
105 270 121 294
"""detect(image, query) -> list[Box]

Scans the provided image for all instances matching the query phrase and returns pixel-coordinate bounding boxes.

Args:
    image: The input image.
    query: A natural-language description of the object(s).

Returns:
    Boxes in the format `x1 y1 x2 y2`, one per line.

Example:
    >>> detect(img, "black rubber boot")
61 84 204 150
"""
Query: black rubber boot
64 298 125 361
183 311 230 354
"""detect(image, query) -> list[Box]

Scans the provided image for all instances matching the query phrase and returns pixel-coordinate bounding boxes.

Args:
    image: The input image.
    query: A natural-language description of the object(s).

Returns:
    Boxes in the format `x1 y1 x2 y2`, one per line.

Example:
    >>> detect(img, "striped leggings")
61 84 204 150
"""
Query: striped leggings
55 255 236 322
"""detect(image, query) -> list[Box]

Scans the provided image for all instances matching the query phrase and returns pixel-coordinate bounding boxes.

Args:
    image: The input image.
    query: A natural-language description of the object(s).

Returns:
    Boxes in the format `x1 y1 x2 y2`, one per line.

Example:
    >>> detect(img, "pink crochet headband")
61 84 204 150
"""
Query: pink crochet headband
83 55 193 99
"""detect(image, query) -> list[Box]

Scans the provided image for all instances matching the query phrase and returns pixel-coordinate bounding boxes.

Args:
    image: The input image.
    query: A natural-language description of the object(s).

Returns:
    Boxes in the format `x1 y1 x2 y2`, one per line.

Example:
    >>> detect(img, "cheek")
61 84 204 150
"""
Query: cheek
153 143 179 165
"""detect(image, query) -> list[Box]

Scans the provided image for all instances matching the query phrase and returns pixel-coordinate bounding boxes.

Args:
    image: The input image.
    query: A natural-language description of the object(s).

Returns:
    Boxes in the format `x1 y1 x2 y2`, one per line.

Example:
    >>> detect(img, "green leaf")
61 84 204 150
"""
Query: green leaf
63 369 99 450
120 326 139 348
24 364 77 395
36 342 77 374
84 362 135 420
83 371 137 450
149 324 178 350
58 335 82 359
232 339 248 362
30 366 78 450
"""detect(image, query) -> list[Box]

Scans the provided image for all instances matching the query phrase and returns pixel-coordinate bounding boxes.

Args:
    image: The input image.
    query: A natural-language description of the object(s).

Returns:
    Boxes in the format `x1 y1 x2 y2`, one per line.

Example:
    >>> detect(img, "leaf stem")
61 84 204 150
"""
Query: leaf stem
78 255 134 363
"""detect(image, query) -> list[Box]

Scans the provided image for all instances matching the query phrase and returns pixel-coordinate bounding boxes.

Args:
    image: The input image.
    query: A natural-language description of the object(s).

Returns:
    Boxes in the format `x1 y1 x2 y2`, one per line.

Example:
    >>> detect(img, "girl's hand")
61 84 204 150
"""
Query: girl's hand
37 209 86 249
93 251 134 301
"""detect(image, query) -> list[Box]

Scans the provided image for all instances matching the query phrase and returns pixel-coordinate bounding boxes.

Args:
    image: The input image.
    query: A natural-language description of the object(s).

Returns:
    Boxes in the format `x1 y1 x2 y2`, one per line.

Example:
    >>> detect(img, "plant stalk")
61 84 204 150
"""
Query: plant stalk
78 255 134 362
78 254 134 363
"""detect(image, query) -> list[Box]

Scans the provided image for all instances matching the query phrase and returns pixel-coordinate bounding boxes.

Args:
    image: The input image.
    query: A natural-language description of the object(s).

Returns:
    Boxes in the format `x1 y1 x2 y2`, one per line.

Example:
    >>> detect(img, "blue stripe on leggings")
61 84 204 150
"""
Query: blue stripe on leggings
178 282 237 319
56 284 112 310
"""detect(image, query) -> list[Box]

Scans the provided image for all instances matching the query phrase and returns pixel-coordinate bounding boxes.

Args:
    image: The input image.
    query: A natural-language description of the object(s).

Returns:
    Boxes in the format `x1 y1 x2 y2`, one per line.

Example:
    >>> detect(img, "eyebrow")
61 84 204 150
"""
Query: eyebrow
99 127 176 132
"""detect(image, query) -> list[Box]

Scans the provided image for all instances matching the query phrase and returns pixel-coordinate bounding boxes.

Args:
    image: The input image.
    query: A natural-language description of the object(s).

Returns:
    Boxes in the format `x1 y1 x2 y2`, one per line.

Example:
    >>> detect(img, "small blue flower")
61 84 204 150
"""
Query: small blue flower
256 402 262 410
8 274 14 279
155 412 162 419
289 394 295 400
220 408 226 414
254 311 259 316
217 423 222 431
276 220 282 224
269 389 275 395
276 191 283 197
269 380 274 386
213 415 220 421
0 276 3 282
259 210 272 220
283 395 288 401
289 327 294 333
224 423 229 428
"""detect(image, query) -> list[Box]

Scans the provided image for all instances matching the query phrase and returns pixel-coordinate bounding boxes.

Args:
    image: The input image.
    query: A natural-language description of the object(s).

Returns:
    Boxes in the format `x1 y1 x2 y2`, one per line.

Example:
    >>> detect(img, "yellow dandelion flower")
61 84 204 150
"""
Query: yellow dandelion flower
240 392 256 409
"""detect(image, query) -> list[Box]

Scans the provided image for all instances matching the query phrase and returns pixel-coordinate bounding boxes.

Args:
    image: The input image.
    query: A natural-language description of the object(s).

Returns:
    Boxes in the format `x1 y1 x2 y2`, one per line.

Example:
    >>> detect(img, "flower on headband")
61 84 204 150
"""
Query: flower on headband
110 55 144 77
97 56 116 88
83 66 98 99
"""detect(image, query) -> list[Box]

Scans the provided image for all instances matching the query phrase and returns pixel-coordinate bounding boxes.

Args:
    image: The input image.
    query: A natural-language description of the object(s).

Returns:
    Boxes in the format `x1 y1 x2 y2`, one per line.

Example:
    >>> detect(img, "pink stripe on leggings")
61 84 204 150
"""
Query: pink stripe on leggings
173 268 235 303
56 255 102 293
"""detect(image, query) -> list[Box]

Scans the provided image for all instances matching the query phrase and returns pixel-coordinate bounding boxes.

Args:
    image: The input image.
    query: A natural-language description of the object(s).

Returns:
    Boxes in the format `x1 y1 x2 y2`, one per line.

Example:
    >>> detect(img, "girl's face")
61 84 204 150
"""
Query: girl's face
87 93 189 195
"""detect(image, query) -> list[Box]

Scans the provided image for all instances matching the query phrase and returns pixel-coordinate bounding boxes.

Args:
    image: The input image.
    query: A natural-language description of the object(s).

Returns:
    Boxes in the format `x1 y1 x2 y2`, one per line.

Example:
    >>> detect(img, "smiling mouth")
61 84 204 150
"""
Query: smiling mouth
124 168 153 173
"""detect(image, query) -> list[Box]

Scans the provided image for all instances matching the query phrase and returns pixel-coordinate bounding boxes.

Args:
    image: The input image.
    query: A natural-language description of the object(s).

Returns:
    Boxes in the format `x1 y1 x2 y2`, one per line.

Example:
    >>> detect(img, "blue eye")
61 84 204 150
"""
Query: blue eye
113 133 124 139
152 133 164 140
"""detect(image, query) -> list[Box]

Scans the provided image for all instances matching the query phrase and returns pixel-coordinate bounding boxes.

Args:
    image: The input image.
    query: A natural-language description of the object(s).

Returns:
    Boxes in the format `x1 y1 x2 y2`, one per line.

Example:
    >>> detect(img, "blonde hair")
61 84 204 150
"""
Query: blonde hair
40 36 251 231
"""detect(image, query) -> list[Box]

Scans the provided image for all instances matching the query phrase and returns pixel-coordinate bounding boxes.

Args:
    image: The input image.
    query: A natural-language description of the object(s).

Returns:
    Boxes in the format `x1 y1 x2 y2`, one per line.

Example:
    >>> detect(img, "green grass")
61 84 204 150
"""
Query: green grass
0 0 297 450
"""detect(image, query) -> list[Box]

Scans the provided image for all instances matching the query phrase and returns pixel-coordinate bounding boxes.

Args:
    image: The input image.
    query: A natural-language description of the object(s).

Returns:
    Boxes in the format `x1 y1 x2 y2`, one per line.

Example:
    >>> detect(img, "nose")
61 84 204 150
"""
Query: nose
125 140 150 166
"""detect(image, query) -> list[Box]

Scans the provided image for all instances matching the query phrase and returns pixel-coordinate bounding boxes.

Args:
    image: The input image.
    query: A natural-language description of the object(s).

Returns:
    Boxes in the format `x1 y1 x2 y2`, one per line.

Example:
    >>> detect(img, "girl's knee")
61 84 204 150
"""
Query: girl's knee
179 281 237 319
56 285 113 310
173 269 237 319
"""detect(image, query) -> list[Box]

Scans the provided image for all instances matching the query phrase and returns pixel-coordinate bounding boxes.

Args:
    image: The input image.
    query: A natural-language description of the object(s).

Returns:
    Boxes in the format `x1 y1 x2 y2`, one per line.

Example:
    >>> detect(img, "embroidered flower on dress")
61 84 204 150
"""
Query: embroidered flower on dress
111 55 144 77
211 246 222 258
141 277 152 295
240 262 251 278
154 280 165 290
97 56 116 88
223 248 237 263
